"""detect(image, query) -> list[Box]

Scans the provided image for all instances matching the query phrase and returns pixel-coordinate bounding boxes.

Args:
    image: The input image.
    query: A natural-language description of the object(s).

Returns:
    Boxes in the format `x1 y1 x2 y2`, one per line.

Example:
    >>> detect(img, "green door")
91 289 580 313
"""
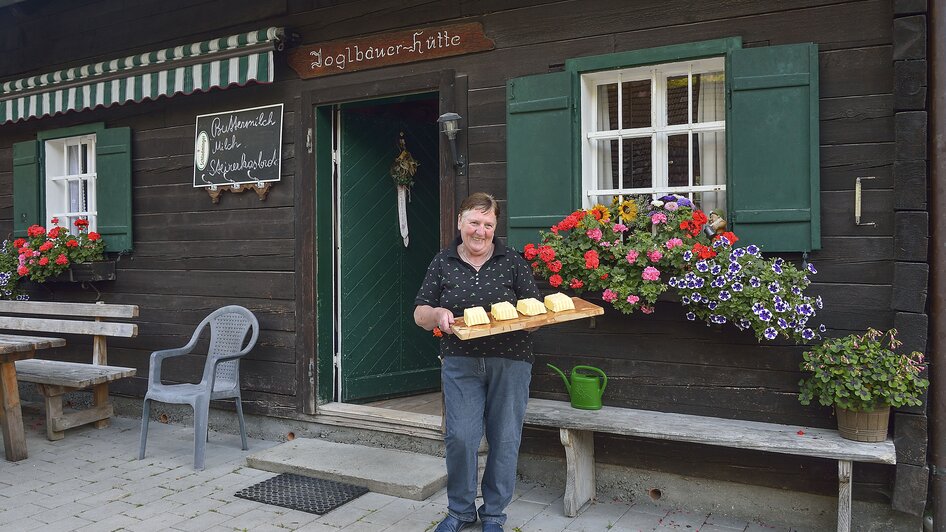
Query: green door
338 97 441 402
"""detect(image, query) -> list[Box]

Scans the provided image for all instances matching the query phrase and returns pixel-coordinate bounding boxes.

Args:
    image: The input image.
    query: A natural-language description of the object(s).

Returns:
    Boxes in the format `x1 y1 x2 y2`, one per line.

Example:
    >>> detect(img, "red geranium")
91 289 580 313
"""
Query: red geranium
523 243 538 260
549 274 563 287
584 250 599 269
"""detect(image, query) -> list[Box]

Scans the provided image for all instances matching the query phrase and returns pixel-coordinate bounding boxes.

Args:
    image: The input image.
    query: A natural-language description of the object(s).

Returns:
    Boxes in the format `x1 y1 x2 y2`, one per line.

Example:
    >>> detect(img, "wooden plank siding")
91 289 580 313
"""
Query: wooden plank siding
0 0 918 508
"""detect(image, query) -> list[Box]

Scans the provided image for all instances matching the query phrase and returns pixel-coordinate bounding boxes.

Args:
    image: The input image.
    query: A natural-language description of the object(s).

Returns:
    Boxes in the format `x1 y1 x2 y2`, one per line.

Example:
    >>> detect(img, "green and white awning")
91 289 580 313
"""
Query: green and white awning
0 27 284 125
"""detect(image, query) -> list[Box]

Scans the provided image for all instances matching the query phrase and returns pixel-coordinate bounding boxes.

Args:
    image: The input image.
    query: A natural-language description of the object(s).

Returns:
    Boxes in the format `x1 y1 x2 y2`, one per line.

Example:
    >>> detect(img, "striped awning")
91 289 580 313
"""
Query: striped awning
0 27 284 125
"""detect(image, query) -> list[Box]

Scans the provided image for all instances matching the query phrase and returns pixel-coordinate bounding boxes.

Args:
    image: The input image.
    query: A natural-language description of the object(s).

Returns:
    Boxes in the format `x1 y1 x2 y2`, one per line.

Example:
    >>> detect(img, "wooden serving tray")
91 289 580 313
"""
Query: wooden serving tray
452 297 604 340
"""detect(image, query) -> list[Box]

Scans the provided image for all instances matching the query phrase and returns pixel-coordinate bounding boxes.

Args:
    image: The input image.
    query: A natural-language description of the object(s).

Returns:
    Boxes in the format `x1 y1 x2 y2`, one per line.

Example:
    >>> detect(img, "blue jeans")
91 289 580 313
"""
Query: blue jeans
441 356 532 526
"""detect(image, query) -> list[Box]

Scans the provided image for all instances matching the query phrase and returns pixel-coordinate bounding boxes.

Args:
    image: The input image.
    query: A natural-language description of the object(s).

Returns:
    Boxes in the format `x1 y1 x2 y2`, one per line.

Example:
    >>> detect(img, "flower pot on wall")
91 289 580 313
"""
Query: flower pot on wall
835 406 890 442
47 260 117 283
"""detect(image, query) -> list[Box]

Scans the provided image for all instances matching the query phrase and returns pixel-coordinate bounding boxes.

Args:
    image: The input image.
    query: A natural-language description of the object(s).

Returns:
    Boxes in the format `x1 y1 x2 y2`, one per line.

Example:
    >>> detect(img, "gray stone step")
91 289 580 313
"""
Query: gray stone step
246 437 447 501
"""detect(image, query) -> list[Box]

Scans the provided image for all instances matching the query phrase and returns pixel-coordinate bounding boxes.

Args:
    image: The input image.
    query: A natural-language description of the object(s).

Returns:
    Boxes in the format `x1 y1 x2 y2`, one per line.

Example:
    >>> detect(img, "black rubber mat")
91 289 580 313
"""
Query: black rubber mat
235 473 369 515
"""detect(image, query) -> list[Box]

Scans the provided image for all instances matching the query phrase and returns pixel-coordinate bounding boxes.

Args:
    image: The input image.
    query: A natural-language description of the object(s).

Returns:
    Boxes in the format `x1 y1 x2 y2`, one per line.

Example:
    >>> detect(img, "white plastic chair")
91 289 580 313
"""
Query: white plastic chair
138 305 259 469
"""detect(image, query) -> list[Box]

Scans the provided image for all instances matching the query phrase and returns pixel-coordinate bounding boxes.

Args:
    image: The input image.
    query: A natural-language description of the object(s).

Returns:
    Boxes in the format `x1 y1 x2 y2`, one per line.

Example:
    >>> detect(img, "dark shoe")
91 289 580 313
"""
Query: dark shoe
434 514 475 532
482 523 504 532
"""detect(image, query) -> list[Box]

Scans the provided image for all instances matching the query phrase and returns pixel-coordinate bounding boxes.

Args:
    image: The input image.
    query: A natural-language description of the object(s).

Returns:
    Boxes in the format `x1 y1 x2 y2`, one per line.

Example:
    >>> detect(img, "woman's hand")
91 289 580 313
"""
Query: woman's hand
414 305 455 334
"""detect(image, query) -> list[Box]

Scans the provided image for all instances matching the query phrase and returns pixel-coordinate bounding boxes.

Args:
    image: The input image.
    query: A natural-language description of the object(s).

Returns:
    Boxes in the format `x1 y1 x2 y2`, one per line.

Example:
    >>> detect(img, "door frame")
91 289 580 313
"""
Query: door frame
296 70 467 412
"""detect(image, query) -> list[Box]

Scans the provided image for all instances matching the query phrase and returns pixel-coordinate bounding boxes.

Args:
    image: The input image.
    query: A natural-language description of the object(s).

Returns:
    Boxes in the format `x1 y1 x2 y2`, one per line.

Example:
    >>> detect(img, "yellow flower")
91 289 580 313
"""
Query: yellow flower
618 200 638 222
590 204 611 224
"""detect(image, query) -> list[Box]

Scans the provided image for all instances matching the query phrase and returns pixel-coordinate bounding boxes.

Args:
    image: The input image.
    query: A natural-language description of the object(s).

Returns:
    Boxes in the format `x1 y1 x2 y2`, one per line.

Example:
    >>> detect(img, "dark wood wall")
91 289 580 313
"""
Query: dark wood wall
0 0 923 507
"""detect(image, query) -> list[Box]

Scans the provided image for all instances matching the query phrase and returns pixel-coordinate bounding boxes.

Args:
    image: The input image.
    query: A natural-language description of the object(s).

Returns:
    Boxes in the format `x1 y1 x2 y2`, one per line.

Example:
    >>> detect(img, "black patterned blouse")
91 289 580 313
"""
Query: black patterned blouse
414 236 541 362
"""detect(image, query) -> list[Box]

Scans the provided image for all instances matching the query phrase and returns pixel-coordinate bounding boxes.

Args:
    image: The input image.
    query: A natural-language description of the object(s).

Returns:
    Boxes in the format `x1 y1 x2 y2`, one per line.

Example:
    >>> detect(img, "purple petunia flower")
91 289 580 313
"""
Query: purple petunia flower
718 291 731 301
808 263 818 274
772 263 782 274
819 324 827 333
774 301 789 313
686 312 696 321
802 328 815 340
711 314 727 324
668 277 678 287
749 277 761 288
694 278 705 288
764 327 778 340
677 197 692 207
681 296 691 305
768 281 781 294
758 309 772 322
728 263 742 274
692 293 703 303
752 303 765 313
696 260 710 272
711 264 722 275
746 245 759 255
682 251 693 261
777 318 789 329
792 286 802 295
732 282 744 292
816 296 823 309
734 248 746 258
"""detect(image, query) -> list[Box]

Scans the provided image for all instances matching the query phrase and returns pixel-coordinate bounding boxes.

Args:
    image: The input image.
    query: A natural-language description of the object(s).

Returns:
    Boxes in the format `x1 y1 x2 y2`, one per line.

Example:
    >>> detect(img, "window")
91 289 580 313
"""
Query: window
581 58 726 214
13 125 132 253
507 38 821 253
43 134 98 231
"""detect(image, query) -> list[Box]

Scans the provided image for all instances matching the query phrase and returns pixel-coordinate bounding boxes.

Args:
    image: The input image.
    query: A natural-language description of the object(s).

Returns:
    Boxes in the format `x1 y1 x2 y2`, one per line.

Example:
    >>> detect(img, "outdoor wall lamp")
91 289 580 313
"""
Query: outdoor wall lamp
438 112 466 176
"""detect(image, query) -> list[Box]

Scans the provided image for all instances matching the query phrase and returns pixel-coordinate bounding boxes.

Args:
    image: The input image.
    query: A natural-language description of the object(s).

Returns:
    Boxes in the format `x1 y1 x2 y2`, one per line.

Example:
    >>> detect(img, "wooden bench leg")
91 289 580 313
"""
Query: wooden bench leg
560 428 595 517
92 383 109 429
838 460 852 532
0 360 28 461
38 385 65 441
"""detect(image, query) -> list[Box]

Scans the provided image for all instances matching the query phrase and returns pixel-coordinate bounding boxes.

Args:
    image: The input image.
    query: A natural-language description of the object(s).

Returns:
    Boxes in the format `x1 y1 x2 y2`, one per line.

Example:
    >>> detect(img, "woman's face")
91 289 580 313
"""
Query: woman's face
457 207 496 255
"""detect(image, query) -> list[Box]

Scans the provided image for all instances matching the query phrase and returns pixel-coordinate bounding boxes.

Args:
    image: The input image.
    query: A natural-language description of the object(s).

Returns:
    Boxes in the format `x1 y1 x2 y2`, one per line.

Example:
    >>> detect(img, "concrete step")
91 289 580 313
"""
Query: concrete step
246 437 447 501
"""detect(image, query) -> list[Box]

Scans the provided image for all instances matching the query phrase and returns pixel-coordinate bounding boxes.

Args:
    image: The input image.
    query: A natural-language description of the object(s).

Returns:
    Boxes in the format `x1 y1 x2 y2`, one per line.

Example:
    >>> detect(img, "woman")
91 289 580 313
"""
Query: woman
414 192 540 532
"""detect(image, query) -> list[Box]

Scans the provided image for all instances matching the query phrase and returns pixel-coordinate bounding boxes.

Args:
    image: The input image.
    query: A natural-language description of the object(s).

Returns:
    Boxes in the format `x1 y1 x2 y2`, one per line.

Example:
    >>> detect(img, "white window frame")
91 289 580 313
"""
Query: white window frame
43 133 98 231
580 57 726 207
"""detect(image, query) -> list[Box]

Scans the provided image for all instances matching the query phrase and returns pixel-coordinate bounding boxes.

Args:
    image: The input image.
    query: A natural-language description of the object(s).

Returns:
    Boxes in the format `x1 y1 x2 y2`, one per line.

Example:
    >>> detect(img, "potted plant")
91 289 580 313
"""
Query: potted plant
524 195 823 343
798 328 929 442
1 218 111 290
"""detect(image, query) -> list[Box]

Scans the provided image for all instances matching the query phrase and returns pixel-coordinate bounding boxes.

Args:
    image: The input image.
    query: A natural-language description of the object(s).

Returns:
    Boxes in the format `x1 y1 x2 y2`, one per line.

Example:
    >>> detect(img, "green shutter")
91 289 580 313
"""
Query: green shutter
95 127 133 253
506 71 576 251
12 140 41 238
728 43 820 252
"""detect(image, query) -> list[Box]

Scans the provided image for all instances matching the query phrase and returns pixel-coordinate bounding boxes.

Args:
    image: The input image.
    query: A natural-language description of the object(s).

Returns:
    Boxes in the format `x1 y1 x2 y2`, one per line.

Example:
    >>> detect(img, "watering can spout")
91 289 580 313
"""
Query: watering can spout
546 363 571 393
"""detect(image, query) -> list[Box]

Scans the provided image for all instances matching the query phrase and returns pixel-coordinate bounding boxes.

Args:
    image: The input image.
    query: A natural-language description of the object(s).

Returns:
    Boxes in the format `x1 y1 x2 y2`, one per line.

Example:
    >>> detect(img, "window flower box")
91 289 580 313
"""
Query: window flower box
47 260 117 283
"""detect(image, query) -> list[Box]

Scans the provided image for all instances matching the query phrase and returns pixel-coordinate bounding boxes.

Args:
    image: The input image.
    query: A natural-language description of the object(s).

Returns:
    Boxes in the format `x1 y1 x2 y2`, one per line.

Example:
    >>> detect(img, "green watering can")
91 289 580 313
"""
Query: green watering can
547 364 608 410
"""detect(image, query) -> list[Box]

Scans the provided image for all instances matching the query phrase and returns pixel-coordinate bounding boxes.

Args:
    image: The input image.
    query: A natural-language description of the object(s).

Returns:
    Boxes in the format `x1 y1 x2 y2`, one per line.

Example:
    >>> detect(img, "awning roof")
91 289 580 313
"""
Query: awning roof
0 27 284 125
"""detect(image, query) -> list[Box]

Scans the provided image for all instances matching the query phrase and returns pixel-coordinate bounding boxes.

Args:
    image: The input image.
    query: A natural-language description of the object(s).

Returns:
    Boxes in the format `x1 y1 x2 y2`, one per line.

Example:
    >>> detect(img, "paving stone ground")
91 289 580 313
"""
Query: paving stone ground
0 407 798 531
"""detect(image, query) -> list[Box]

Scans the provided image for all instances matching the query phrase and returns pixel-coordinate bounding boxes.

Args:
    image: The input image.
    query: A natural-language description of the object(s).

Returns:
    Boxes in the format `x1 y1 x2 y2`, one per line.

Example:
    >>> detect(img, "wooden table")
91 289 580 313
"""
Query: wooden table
0 334 65 461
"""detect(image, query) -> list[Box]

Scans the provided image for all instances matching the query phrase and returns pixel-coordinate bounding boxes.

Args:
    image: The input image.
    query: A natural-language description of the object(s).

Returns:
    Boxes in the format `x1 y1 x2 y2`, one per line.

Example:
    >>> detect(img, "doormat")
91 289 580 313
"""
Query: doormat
235 473 369 515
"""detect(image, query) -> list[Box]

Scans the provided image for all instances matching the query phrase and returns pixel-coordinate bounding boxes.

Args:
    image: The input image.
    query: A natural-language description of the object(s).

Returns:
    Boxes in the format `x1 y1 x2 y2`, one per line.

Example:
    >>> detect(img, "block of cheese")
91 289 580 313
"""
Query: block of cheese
490 301 518 321
544 292 575 312
516 298 547 316
463 306 490 326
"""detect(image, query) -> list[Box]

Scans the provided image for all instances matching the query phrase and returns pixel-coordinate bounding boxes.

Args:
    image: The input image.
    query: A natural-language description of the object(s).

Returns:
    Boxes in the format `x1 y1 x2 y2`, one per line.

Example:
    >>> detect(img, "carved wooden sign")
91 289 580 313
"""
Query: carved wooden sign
288 22 494 79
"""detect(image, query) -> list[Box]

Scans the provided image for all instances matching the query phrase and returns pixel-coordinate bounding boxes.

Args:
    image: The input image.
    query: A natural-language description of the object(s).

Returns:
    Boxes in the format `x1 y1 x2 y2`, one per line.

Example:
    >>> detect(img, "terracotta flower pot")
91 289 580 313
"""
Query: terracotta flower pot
835 406 890 442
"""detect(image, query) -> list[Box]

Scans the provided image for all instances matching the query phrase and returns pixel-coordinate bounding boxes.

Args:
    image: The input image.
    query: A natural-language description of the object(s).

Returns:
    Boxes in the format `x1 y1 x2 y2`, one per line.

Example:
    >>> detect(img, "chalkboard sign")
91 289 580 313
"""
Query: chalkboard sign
193 103 283 188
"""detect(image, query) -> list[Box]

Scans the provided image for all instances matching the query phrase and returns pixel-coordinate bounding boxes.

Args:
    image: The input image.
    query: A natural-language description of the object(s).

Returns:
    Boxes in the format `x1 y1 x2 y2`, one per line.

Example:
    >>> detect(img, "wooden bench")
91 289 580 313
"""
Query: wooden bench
0 300 138 440
524 398 895 532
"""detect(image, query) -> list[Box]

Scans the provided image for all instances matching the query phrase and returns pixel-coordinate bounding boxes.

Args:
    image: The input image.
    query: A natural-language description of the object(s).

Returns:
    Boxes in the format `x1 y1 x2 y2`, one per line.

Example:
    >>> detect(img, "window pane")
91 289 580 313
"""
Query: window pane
624 137 652 188
667 133 689 187
666 74 689 126
693 71 725 123
621 80 651 128
694 191 726 220
596 138 620 190
80 143 90 174
694 130 726 215
67 144 79 175
596 83 618 132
